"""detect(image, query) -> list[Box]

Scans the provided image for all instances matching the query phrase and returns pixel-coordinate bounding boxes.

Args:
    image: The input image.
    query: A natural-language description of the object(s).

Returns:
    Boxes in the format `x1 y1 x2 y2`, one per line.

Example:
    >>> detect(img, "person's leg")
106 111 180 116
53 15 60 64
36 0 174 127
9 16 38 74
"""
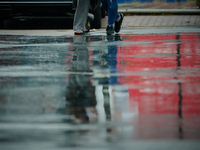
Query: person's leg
107 0 120 26
73 0 90 32
101 0 108 13
101 0 120 25
101 0 120 34
85 13 94 32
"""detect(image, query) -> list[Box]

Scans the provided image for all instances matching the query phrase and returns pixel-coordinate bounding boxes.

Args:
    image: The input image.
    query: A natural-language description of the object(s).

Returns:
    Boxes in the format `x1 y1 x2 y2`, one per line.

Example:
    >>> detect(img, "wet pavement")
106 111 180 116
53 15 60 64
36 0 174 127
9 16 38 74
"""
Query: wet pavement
0 27 200 150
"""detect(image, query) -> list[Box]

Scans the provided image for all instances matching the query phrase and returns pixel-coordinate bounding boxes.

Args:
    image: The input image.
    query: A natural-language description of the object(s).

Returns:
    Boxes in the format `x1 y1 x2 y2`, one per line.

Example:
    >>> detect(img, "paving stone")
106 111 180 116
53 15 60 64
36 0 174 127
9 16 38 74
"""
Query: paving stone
101 15 200 28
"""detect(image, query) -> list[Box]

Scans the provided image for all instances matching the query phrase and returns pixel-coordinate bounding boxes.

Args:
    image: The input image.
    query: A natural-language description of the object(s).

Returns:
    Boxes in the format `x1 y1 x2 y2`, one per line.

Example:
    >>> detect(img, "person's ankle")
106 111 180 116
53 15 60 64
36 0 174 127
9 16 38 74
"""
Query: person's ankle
107 24 114 27
86 21 90 27
116 17 121 22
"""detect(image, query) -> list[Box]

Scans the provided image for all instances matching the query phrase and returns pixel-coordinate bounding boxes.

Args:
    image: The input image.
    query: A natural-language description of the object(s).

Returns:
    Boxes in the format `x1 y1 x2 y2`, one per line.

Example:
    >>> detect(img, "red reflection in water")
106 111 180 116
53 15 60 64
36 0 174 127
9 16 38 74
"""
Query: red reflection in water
117 33 200 115
113 33 200 139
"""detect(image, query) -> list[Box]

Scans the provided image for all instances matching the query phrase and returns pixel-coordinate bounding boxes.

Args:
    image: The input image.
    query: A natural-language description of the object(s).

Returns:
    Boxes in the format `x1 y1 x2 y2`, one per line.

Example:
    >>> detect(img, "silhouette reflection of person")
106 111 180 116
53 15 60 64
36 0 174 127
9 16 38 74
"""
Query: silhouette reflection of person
98 34 122 86
107 34 121 85
66 35 97 123
95 34 125 125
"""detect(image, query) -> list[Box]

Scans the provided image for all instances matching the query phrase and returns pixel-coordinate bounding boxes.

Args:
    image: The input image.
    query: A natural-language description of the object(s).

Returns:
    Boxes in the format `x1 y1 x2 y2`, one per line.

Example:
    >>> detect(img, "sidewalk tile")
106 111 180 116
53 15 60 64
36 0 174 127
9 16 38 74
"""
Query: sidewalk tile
101 15 200 28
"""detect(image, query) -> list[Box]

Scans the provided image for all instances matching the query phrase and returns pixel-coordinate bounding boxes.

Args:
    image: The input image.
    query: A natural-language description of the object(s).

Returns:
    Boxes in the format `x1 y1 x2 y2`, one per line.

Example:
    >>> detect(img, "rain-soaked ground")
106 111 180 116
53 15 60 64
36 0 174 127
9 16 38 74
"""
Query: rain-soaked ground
0 27 200 150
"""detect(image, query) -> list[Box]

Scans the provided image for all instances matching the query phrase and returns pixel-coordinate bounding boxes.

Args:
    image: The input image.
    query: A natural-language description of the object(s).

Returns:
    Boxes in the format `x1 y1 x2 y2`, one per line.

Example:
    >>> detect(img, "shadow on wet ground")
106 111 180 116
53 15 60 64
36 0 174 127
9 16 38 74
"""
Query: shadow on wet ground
0 28 200 149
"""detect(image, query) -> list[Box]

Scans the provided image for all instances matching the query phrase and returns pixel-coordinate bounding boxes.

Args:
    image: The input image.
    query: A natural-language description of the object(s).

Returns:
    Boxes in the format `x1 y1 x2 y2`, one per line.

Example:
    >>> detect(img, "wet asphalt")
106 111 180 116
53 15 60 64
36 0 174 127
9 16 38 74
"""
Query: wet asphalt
0 27 200 150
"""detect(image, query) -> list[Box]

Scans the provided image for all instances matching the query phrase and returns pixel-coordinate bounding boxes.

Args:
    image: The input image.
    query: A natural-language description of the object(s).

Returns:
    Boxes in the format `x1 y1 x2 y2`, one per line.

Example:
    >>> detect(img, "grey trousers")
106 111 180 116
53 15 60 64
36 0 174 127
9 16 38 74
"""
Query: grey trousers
73 0 90 31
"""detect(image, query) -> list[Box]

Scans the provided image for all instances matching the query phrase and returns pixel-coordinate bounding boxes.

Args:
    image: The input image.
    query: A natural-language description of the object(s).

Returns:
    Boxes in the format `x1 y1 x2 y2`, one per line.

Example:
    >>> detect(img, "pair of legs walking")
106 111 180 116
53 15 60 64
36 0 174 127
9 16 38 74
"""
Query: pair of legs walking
73 0 123 35
73 0 93 35
101 0 124 35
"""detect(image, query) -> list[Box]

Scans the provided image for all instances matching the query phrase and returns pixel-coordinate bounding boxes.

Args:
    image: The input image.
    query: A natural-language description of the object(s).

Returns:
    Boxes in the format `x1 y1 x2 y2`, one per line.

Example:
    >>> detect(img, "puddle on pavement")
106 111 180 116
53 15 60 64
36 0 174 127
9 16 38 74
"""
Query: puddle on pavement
0 31 200 149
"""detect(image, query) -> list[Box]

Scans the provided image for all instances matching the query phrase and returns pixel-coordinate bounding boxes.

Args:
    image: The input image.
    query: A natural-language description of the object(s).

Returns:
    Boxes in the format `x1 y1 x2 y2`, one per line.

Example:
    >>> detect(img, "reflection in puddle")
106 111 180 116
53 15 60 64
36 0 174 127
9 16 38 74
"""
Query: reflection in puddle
0 31 200 149
66 36 97 124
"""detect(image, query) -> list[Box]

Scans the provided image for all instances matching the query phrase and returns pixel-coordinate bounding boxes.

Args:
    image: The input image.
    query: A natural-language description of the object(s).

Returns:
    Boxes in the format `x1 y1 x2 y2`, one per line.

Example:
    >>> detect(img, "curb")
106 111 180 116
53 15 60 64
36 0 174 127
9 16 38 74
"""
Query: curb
118 9 200 15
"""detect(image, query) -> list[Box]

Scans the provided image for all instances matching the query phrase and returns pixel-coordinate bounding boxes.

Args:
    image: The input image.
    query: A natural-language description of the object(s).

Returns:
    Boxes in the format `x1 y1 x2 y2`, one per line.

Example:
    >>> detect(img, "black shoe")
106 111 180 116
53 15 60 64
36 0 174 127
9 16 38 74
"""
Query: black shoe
106 25 114 35
115 13 124 33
